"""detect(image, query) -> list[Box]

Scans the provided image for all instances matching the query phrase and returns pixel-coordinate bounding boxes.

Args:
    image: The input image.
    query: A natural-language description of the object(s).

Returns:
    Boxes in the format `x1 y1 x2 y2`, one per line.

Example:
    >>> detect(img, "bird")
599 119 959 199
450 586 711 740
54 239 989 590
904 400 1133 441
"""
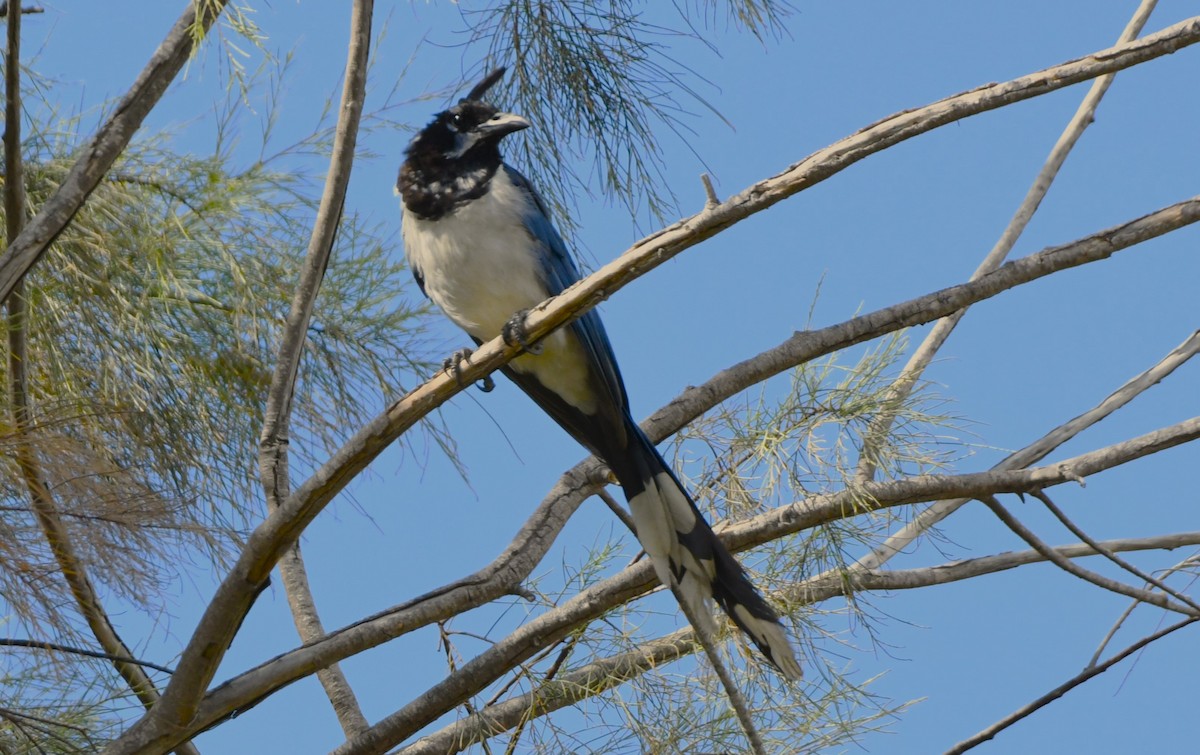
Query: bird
397 67 801 680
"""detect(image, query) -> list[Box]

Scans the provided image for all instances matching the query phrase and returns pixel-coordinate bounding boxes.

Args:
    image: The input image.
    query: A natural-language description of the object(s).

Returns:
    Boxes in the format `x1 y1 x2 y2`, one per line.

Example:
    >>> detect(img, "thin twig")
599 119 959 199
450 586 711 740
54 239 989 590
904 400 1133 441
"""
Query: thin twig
700 173 719 209
253 0 374 737
977 495 1196 615
944 617 1197 754
502 636 577 755
0 638 175 675
855 0 1161 484
1089 552 1200 666
1030 489 1200 611
3 0 23 238
0 4 45 15
595 487 637 534
0 706 92 751
436 622 494 754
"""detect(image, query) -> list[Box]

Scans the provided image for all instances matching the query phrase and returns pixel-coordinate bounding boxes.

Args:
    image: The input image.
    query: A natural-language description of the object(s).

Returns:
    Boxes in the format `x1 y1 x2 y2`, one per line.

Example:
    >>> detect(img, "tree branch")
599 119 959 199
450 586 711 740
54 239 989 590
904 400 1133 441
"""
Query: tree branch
978 495 1197 615
0 4 45 15
1089 551 1200 666
668 584 765 755
3 0 23 228
255 0 374 738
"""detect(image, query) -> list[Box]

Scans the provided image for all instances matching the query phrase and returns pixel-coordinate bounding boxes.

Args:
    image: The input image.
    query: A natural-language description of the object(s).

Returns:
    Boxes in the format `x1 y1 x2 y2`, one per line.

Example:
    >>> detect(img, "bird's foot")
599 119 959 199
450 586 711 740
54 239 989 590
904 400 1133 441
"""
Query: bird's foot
502 309 543 355
442 347 495 393
442 347 473 383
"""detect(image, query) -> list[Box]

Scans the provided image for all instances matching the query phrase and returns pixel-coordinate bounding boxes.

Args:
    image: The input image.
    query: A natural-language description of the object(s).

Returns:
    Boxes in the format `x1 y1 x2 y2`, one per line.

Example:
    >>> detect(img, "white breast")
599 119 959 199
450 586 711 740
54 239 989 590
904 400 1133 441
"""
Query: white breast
402 170 547 340
402 169 598 413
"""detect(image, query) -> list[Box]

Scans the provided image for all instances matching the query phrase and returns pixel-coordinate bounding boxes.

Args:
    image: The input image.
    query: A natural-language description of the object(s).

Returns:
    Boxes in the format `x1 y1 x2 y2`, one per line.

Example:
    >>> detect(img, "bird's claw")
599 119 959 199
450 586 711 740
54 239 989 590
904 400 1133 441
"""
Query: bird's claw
442 347 495 392
502 309 543 355
442 348 473 383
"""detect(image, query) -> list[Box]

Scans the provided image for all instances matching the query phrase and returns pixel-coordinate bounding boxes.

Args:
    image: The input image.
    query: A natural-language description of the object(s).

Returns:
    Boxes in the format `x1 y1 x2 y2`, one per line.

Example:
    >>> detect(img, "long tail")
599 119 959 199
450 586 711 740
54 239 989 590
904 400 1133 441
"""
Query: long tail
611 422 803 680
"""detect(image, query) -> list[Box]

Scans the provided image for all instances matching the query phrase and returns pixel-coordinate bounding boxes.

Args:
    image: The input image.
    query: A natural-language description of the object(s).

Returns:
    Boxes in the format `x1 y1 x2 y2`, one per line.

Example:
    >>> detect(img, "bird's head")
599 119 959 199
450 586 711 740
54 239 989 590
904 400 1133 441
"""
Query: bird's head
405 67 530 166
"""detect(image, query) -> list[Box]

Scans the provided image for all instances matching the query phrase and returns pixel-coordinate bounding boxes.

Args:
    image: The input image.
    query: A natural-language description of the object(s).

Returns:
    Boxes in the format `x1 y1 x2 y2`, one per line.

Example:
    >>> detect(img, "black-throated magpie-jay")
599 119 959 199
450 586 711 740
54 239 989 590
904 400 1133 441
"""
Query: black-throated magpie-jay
397 68 801 680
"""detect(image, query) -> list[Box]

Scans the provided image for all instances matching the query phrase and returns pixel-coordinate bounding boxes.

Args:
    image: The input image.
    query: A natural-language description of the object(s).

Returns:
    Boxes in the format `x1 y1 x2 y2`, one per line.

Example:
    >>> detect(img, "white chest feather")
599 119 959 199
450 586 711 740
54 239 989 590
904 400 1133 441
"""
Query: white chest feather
402 171 547 340
402 170 597 413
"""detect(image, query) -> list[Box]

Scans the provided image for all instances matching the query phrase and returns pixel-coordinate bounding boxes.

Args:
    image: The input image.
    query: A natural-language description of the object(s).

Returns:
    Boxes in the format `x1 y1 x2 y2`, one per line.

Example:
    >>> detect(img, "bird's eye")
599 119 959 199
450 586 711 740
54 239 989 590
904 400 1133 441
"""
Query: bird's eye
451 113 463 129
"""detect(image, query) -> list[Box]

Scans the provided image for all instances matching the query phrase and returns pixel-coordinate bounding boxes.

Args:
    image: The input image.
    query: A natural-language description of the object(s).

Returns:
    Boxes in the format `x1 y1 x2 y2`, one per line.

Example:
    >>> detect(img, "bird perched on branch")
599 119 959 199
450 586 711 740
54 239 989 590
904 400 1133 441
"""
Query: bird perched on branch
397 67 801 680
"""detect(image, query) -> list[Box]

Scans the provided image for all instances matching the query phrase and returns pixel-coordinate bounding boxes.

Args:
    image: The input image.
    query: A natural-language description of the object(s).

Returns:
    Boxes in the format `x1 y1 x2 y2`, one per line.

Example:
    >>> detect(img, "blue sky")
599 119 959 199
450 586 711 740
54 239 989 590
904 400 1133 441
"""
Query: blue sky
16 1 1200 752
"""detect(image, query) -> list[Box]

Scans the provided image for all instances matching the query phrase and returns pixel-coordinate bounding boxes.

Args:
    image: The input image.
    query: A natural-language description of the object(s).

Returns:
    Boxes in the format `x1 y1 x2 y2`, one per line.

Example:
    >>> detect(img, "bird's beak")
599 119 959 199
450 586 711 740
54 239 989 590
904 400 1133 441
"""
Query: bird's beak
476 112 531 138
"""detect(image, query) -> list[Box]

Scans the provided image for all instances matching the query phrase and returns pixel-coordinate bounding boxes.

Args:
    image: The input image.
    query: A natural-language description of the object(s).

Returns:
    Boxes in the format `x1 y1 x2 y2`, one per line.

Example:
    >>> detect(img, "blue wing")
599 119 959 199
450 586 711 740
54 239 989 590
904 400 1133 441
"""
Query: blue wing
501 164 634 460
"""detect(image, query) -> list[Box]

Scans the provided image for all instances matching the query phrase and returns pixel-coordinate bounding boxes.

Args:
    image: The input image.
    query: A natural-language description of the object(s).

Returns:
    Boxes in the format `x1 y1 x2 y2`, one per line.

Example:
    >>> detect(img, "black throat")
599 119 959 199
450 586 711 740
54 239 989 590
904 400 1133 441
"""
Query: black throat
397 142 503 221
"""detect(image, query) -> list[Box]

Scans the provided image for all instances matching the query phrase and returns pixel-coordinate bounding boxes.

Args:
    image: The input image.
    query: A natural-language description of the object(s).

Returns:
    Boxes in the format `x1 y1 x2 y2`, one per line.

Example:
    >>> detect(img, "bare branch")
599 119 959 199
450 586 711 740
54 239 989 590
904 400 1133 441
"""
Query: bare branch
259 2 372 495
0 4 45 15
255 0 374 737
1030 489 1200 612
0 0 227 303
0 638 175 675
1089 551 1200 666
2 0 22 231
595 487 637 536
668 585 766 755
700 173 720 209
856 0 1162 483
977 495 1197 615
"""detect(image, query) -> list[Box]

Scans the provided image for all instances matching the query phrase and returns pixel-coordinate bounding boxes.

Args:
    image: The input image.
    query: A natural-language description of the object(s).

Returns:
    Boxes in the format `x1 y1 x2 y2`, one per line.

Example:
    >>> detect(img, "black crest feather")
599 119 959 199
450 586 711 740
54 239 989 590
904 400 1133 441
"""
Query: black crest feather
464 67 506 103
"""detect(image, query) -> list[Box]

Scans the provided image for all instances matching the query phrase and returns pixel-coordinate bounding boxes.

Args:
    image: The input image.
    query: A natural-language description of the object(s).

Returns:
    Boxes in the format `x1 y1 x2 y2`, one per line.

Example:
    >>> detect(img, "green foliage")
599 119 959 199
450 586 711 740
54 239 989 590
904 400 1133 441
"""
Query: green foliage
0 78 438 637
461 0 793 231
